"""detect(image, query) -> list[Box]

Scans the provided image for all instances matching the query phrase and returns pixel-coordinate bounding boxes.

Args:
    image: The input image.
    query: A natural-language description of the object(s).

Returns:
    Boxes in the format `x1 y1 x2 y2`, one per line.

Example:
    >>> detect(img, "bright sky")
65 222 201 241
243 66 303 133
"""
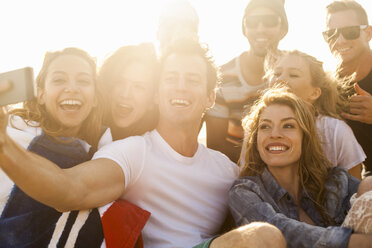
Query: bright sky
0 0 371 74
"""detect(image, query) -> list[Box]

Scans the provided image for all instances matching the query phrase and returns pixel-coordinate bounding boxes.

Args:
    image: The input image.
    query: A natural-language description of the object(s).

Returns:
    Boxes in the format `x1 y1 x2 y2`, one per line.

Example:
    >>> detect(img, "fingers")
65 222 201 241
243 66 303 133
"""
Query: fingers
355 83 371 96
342 111 372 124
0 80 12 94
342 112 364 122
349 95 372 103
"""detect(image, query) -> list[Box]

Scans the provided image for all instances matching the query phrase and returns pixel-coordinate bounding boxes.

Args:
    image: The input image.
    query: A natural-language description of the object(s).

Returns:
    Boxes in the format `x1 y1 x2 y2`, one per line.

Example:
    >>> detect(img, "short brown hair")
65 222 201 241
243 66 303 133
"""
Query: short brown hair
160 39 220 95
326 0 369 25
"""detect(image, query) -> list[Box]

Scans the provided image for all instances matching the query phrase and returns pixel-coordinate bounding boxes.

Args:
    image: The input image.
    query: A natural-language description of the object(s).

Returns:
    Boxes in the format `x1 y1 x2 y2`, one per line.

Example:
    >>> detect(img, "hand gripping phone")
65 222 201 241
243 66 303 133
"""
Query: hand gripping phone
0 67 35 106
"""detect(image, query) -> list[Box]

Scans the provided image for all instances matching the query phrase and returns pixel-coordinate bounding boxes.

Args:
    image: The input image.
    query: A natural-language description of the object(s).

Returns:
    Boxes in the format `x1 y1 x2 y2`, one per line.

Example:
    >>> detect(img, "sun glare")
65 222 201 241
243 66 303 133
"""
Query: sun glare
0 0 370 73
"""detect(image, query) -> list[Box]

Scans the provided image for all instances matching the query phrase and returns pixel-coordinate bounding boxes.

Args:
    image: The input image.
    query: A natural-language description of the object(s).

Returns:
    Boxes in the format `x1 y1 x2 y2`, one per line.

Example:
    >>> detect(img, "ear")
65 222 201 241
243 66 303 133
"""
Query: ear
206 89 216 110
308 87 321 103
37 87 45 105
365 26 372 42
279 28 287 40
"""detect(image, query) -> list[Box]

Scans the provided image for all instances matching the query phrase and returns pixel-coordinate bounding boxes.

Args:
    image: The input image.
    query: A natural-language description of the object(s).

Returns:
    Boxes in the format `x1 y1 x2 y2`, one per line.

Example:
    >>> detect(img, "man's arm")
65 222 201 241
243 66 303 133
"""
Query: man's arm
205 115 241 163
348 164 362 180
0 128 125 212
342 84 372 124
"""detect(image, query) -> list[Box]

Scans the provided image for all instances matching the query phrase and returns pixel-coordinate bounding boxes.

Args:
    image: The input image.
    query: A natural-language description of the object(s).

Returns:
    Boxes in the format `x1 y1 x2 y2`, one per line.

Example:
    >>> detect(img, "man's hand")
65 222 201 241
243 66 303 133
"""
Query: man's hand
342 84 372 124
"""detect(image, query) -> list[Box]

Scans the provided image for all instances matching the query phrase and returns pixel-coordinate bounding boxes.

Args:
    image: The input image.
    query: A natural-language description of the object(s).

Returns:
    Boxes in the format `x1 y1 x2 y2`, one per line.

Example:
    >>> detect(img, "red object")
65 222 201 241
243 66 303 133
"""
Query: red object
101 199 151 248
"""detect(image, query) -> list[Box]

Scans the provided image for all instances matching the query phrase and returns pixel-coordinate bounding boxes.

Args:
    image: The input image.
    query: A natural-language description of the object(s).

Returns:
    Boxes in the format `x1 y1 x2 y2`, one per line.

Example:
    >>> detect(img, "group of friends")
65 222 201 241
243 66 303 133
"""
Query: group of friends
0 0 371 247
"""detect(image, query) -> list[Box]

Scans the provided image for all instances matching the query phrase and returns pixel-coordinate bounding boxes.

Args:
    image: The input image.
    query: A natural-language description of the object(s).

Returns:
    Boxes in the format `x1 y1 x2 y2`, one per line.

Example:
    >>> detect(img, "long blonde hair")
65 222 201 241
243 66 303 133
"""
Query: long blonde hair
241 86 337 225
265 50 347 118
10 47 103 148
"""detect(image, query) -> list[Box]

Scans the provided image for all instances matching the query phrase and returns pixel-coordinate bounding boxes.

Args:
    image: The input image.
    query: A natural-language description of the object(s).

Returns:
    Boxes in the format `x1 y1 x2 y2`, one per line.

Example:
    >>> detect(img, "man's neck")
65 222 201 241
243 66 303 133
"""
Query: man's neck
240 50 266 86
156 120 200 157
339 50 372 82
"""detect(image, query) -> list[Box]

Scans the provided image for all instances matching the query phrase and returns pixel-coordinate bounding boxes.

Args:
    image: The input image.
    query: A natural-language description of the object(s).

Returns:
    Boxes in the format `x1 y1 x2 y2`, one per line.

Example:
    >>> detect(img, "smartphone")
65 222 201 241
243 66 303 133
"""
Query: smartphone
0 67 35 106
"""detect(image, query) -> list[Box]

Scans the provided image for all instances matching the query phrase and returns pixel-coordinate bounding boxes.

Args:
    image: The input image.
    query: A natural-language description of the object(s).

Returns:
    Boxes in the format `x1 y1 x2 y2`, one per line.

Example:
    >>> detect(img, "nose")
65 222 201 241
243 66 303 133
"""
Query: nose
64 80 81 93
256 21 266 32
270 126 283 138
119 84 132 98
175 77 187 90
332 30 347 46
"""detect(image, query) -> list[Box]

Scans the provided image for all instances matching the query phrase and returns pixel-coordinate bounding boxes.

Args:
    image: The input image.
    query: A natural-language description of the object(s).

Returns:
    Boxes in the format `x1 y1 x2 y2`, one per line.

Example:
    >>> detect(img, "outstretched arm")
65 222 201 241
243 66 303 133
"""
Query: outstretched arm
0 109 125 212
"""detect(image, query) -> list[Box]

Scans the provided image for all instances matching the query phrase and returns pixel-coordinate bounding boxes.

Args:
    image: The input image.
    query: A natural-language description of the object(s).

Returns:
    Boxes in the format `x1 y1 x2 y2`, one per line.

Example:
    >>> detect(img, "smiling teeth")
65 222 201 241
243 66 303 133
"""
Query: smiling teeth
119 103 131 108
256 38 268 42
268 146 287 151
60 100 82 106
171 99 190 106
337 47 350 52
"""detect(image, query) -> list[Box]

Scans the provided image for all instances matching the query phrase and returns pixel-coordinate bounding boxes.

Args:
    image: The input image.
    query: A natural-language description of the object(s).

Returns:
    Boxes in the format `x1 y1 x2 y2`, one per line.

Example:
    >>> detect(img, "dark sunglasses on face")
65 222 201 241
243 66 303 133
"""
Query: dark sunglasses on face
245 15 281 29
322 25 368 42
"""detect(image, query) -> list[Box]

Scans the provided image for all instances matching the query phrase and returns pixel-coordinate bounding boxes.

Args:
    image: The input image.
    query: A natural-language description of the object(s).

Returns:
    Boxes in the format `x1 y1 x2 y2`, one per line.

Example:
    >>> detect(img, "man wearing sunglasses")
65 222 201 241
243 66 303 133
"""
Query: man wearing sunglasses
324 0 372 177
205 0 288 163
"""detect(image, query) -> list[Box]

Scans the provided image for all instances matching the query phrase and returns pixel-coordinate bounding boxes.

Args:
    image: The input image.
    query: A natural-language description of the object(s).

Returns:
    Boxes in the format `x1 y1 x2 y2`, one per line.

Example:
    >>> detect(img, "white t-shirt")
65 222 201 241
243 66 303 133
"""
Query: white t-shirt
316 115 366 170
93 129 239 248
97 128 112 150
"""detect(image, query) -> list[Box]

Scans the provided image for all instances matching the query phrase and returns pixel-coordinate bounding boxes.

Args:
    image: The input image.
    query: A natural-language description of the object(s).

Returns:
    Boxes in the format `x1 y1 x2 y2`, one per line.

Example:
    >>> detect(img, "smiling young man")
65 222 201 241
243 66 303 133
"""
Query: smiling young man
324 0 372 177
0 40 243 247
205 0 288 163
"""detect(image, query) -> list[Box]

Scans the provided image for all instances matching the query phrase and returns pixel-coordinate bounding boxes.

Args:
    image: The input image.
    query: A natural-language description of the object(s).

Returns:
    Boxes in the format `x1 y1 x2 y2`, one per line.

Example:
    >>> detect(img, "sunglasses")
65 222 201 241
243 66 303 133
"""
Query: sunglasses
245 15 281 29
322 25 368 42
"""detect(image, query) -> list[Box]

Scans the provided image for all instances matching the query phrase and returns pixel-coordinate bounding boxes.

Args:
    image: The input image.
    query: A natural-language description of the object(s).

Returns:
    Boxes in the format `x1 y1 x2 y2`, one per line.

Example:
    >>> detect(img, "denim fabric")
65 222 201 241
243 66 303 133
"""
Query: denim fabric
192 237 214 248
229 167 360 248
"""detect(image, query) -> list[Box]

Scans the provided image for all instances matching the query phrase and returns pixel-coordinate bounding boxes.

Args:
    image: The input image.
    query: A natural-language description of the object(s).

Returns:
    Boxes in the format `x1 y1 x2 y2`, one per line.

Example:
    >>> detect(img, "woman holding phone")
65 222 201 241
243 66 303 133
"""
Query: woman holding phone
0 47 105 247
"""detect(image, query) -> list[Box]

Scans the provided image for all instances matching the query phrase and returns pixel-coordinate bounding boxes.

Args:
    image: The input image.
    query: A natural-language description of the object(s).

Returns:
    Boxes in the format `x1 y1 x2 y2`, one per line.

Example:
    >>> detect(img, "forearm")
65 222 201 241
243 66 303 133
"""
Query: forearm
0 134 78 211
348 234 372 248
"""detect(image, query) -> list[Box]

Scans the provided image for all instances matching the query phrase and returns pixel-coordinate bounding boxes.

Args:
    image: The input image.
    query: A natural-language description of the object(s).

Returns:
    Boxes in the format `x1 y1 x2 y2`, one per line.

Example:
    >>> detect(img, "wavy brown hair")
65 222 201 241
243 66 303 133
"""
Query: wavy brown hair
240 86 337 225
265 50 348 118
10 47 103 148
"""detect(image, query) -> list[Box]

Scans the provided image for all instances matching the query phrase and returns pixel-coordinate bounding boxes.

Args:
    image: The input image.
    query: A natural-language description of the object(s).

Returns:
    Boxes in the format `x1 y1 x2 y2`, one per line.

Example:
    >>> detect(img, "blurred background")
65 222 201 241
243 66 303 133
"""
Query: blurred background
0 0 370 74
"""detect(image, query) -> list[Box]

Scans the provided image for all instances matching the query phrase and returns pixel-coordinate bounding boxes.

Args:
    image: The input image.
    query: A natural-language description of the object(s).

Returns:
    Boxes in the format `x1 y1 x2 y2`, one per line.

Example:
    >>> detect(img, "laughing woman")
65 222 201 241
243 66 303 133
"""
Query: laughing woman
97 43 159 147
0 47 104 247
229 87 372 248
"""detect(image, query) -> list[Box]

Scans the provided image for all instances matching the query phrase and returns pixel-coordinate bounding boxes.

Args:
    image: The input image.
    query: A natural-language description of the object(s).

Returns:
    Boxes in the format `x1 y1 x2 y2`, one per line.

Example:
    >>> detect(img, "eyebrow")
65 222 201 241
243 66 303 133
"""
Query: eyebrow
260 117 297 123
275 67 303 72
51 71 92 76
